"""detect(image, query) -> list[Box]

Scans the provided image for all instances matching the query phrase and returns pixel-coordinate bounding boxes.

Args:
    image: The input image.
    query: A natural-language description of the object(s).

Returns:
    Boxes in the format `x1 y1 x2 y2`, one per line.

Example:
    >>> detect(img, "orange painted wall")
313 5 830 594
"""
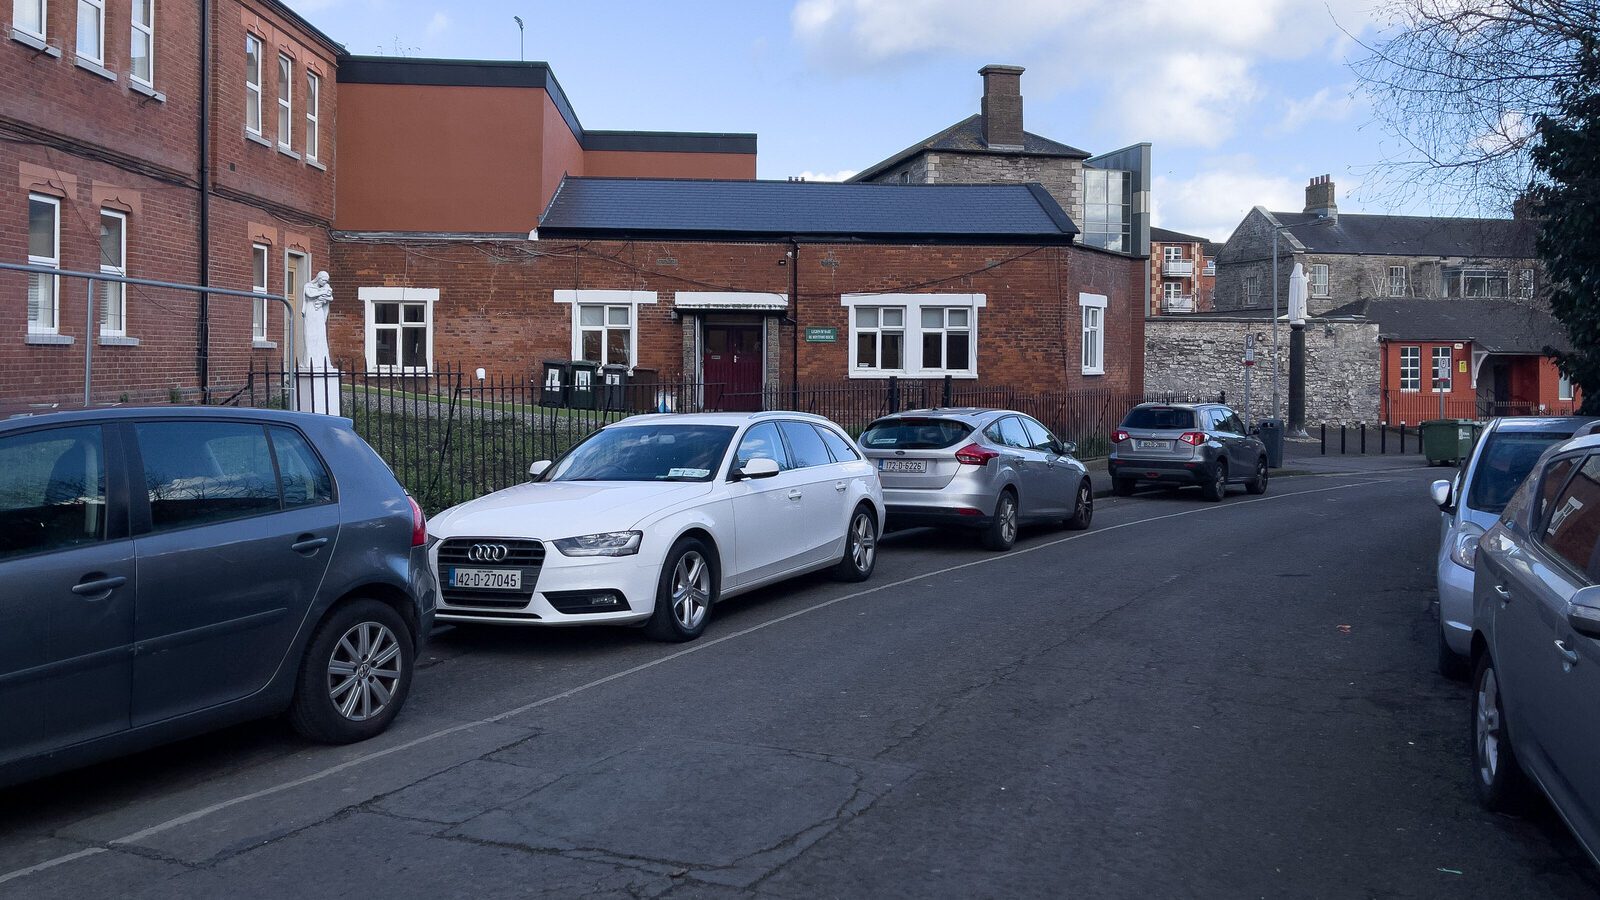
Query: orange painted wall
1379 340 1579 418
539 93 586 211
584 150 757 180
335 83 547 232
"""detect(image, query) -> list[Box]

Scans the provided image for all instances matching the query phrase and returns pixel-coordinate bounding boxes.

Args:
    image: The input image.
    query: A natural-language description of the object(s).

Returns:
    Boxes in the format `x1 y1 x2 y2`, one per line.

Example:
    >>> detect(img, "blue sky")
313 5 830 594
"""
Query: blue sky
298 0 1428 242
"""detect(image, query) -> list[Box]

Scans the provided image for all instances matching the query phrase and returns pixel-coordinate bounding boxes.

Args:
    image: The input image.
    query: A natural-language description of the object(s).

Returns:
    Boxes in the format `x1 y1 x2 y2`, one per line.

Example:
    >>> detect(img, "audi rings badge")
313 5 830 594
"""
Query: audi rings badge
467 543 510 563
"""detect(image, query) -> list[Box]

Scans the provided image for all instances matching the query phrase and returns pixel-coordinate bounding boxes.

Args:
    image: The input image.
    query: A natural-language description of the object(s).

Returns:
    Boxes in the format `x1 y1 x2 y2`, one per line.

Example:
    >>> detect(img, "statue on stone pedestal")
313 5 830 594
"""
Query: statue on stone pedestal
301 270 334 371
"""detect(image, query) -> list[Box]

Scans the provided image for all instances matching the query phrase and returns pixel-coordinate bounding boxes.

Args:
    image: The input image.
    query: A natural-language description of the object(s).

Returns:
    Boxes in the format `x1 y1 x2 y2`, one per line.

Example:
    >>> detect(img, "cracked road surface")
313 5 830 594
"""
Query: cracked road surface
3 470 1598 897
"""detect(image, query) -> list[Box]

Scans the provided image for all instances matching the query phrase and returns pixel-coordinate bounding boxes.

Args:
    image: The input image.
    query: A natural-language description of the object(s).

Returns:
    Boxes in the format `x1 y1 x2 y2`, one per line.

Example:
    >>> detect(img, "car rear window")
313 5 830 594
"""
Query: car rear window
1122 407 1195 429
860 418 973 450
1468 431 1576 514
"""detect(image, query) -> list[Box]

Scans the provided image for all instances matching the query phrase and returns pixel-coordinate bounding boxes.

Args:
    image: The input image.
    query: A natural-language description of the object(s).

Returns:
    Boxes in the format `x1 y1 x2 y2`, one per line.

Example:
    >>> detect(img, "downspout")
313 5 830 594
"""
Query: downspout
196 0 212 399
789 238 799 400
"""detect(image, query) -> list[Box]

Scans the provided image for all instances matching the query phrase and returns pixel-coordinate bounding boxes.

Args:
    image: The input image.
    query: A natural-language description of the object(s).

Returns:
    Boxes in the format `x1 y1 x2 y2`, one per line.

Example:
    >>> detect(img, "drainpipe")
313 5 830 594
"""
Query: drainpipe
196 0 212 399
789 238 799 400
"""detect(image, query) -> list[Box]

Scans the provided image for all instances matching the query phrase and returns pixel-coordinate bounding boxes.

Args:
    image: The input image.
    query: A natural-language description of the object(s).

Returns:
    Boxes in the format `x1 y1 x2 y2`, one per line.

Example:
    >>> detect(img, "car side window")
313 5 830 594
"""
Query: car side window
1211 410 1239 434
1537 455 1581 530
779 421 832 469
0 426 108 561
1019 417 1056 452
815 425 860 463
734 422 791 471
993 417 1030 449
136 421 280 532
270 426 334 507
1537 455 1600 581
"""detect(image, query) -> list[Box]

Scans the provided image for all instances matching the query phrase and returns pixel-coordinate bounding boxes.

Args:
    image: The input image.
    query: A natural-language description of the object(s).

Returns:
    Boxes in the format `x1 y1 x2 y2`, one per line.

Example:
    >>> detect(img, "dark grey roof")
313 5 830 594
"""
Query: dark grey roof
1202 241 1226 258
1270 212 1535 258
538 177 1079 243
1323 298 1568 353
851 115 1090 182
1150 227 1211 244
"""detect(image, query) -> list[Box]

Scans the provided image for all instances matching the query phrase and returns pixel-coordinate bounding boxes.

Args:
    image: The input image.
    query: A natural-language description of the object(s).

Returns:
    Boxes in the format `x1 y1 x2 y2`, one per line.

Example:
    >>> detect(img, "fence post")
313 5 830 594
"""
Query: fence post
1380 422 1387 454
942 374 953 408
1341 424 1347 454
1401 422 1407 454
1320 422 1326 455
888 376 900 414
1360 422 1366 454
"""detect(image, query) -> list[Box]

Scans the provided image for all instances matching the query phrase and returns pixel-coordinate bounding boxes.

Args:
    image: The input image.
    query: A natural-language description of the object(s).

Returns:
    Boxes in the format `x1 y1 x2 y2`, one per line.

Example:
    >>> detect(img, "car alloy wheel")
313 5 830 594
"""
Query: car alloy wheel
983 491 1019 551
671 550 712 631
327 621 404 722
850 511 876 572
1066 480 1093 530
1000 497 1018 543
1476 664 1503 787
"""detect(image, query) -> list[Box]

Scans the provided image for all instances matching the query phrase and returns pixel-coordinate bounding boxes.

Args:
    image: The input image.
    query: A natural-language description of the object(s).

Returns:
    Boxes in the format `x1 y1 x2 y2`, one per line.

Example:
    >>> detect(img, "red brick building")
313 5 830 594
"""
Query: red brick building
1148 227 1218 316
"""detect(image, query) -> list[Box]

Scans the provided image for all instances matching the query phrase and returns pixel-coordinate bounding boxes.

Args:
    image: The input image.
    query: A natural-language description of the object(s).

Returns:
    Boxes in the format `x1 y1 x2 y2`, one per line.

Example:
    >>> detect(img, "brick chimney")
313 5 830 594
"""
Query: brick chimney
1304 174 1337 219
979 65 1025 150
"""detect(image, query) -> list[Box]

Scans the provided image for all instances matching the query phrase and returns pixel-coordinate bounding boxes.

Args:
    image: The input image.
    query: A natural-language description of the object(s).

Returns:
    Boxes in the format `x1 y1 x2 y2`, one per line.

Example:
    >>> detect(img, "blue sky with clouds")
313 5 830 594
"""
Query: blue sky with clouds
297 0 1431 242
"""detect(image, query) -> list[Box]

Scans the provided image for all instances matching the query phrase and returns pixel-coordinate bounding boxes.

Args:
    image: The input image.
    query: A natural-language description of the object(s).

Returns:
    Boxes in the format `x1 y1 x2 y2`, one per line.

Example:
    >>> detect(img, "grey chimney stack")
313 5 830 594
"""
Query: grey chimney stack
979 65 1025 150
1304 174 1337 219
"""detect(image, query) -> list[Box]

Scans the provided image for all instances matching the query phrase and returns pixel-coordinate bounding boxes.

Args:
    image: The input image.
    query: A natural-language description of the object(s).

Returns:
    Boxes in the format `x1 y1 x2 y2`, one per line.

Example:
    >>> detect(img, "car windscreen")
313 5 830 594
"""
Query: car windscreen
859 418 974 450
1467 431 1576 513
546 424 737 482
1121 407 1195 430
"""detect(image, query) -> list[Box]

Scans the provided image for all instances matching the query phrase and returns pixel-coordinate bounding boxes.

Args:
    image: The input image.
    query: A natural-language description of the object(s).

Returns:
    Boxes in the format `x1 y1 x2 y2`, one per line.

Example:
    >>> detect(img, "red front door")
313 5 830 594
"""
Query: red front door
703 323 763 411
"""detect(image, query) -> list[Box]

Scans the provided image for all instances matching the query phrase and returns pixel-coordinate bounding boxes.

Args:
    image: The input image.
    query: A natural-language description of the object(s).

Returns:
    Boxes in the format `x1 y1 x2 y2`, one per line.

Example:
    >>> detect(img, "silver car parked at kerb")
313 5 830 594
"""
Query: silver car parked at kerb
1108 402 1269 501
858 408 1093 551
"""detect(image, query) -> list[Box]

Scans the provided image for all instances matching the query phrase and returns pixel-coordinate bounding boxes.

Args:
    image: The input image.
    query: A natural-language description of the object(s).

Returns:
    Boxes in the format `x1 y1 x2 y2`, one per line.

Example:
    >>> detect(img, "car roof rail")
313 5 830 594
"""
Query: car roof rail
1573 419 1600 438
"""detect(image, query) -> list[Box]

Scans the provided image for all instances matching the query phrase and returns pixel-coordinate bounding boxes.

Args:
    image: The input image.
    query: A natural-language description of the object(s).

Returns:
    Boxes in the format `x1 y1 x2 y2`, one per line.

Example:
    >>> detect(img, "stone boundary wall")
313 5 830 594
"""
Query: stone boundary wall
1144 317 1381 424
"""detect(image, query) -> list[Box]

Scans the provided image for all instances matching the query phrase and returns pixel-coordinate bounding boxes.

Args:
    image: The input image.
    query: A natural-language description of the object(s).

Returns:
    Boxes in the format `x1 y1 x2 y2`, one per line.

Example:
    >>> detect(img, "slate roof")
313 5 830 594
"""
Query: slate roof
1150 227 1212 244
850 114 1090 182
1269 212 1535 258
537 177 1080 243
1322 298 1568 353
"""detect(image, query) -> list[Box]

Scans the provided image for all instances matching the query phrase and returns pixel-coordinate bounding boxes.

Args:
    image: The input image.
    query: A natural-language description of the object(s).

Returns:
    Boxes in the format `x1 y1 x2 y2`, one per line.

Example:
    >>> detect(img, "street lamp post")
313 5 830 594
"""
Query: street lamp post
513 16 525 61
1271 215 1335 422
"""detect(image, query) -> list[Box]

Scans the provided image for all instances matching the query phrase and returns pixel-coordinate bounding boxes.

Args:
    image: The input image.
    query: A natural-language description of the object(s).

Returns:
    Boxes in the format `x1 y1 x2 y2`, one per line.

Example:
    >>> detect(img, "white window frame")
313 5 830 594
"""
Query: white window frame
1560 372 1574 402
1080 292 1107 376
27 193 61 334
276 53 292 150
1244 275 1259 306
1388 265 1406 297
250 243 270 341
554 290 657 372
1309 263 1330 298
305 71 320 162
1519 269 1535 299
1162 281 1183 301
1432 346 1453 393
14 0 47 40
130 0 154 87
575 304 633 367
98 209 127 337
244 34 262 135
841 293 986 379
1400 345 1421 392
1162 245 1184 262
76 0 104 65
361 286 439 373
851 306 905 373
916 306 973 374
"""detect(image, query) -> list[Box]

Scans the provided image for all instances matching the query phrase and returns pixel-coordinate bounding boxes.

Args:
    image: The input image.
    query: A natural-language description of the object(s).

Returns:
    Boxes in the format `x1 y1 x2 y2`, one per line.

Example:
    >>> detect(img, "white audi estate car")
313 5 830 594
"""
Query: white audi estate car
427 412 884 641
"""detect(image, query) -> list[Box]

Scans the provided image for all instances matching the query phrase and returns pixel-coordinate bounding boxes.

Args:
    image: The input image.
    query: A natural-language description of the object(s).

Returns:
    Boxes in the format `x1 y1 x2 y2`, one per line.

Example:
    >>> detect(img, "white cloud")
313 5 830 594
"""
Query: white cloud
1152 164 1305 244
794 169 858 182
1112 54 1260 148
1277 84 1358 134
1469 110 1533 156
424 11 450 38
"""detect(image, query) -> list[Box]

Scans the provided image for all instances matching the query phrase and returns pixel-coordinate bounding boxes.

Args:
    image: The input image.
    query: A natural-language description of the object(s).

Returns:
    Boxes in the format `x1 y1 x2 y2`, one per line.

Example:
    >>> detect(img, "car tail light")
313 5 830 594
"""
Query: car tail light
1179 432 1208 446
1111 429 1130 443
954 443 1000 466
407 495 427 547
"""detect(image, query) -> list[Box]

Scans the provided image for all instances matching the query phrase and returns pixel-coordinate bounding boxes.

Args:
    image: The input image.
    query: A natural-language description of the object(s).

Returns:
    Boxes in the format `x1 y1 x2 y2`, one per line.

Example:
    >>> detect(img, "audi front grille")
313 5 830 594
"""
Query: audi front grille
437 538 545 609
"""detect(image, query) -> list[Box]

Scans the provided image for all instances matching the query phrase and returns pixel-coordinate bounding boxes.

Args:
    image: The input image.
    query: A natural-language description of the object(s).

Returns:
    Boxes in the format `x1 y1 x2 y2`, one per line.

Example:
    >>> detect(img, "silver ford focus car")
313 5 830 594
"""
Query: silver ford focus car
858 408 1093 551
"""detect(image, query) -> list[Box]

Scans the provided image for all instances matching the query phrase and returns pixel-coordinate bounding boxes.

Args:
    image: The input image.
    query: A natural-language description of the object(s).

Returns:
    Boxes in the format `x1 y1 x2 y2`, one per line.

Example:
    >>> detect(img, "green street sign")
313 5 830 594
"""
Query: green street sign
804 327 838 343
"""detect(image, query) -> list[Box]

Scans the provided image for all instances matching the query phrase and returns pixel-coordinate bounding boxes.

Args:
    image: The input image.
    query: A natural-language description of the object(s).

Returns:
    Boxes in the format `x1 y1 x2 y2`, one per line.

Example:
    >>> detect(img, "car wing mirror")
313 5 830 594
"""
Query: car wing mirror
1430 479 1453 512
528 460 552 479
1056 440 1075 456
735 457 781 480
1570 586 1600 639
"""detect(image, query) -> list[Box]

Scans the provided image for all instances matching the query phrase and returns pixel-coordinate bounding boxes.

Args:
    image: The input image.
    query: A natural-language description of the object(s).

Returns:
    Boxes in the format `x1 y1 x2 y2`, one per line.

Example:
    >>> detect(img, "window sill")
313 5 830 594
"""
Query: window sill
847 370 978 380
99 334 139 346
11 28 59 56
252 340 278 349
1081 369 1106 377
277 145 301 161
74 55 117 82
26 333 74 345
129 80 165 102
369 366 434 377
306 158 326 172
244 129 271 147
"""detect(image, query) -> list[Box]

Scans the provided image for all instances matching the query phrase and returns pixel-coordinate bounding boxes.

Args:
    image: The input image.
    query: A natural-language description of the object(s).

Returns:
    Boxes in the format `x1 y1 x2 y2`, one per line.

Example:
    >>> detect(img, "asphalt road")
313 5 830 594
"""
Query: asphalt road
3 468 1598 898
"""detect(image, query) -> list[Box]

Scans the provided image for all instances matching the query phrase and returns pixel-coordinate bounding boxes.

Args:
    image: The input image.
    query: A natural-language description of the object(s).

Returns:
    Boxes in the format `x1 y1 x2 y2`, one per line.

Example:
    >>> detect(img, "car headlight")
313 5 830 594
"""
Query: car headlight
1450 522 1485 570
552 531 643 557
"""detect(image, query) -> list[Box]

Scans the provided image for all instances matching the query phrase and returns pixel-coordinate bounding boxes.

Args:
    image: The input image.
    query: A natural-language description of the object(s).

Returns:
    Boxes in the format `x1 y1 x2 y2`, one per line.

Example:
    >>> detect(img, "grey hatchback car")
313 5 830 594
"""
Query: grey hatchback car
1108 402 1269 501
858 408 1093 551
1470 432 1600 866
0 407 435 788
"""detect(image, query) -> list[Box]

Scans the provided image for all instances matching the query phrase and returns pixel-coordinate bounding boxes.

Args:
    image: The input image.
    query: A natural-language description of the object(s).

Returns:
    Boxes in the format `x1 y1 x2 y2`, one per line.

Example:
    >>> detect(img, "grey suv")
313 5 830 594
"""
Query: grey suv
1108 402 1269 501
0 407 435 788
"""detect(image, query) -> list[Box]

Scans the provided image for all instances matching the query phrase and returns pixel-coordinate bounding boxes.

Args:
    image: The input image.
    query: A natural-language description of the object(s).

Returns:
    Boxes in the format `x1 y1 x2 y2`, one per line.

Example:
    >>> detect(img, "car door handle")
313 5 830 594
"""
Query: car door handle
1556 639 1580 666
1493 584 1512 601
71 575 126 597
786 489 803 501
834 481 847 493
291 535 330 553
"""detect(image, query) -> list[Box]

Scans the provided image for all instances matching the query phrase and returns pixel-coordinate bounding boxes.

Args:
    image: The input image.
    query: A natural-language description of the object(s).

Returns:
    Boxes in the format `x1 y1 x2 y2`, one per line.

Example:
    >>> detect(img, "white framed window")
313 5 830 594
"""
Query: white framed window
305 71 320 162
27 194 60 333
842 293 985 378
1080 292 1107 376
1309 263 1330 298
1162 281 1183 301
554 290 657 370
1432 346 1453 393
1388 265 1406 297
14 0 46 39
98 210 127 336
1163 245 1184 262
1560 372 1574 402
361 287 439 372
1244 275 1259 306
76 0 103 64
1400 345 1421 392
250 243 269 341
244 34 262 134
1519 269 1535 299
276 54 292 149
130 0 154 86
